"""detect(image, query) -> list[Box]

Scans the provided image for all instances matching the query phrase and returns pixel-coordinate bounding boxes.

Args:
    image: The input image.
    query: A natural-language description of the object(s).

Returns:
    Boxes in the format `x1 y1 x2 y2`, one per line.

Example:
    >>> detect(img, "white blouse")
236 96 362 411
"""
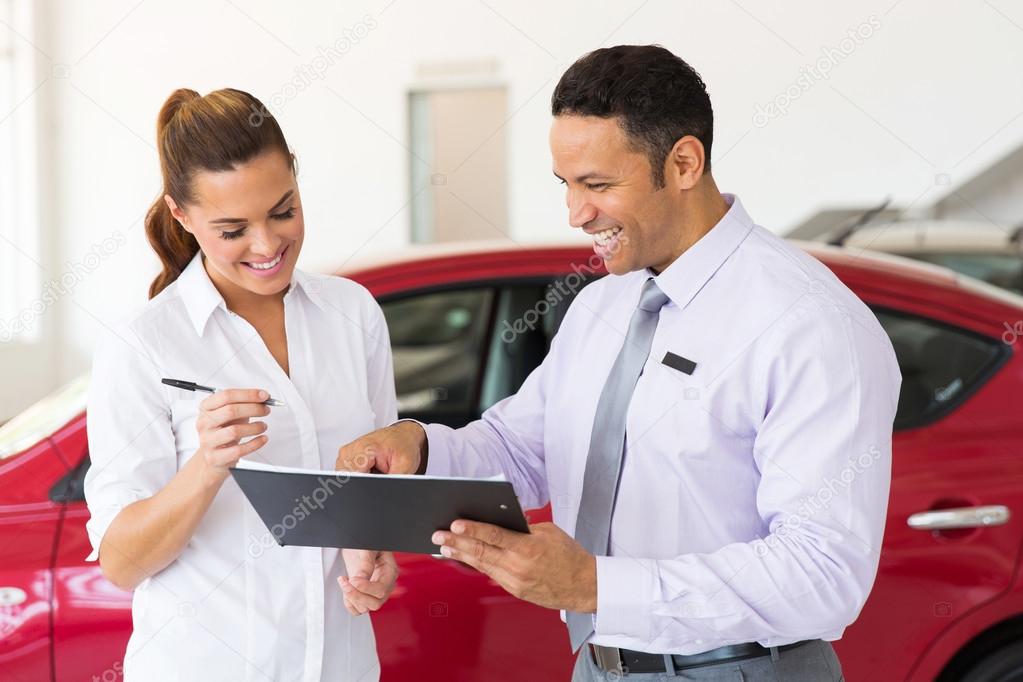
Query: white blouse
84 251 397 682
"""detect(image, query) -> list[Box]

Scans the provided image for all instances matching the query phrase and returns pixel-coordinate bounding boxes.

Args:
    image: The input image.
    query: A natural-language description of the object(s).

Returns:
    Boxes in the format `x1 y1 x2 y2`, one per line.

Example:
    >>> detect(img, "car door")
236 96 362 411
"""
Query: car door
373 277 589 681
47 416 133 682
834 306 1023 682
0 436 66 682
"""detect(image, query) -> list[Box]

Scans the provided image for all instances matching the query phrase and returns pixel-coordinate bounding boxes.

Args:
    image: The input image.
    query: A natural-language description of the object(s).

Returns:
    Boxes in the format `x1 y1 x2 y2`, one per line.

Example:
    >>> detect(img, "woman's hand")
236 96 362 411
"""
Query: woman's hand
195 388 271 484
339 549 399 615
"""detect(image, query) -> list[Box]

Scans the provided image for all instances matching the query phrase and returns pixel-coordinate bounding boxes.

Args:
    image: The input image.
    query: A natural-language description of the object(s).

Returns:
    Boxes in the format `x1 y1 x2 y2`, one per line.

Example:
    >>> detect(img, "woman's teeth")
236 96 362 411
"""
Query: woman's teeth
246 251 282 270
593 226 622 245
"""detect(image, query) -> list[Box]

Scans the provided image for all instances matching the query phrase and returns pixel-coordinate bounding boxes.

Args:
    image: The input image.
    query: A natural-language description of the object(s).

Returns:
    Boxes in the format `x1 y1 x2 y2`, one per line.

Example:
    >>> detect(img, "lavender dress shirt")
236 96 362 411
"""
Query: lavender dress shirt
422 194 901 655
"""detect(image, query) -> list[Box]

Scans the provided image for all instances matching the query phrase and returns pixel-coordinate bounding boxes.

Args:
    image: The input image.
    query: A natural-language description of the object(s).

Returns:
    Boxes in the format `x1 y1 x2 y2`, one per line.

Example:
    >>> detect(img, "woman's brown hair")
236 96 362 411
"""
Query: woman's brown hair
145 88 295 298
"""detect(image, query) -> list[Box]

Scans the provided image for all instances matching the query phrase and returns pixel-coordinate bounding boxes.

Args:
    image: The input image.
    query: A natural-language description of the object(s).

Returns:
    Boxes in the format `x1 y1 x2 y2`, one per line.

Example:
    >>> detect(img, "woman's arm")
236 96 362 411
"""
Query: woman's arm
98 389 270 591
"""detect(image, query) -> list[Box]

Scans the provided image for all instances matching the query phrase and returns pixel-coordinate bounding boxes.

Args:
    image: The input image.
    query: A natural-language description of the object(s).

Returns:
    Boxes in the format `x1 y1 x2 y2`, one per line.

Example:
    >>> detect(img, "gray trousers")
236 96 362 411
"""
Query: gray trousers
571 640 844 681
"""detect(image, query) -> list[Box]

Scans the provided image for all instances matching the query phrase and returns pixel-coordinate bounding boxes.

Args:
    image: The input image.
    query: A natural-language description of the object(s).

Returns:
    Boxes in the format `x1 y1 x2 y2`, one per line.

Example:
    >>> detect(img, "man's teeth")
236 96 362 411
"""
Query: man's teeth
593 227 622 245
246 252 282 270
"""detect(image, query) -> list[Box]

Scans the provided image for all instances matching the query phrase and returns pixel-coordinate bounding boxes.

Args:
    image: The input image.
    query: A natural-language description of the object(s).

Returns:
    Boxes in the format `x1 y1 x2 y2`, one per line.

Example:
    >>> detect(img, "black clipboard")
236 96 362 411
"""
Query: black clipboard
230 464 530 554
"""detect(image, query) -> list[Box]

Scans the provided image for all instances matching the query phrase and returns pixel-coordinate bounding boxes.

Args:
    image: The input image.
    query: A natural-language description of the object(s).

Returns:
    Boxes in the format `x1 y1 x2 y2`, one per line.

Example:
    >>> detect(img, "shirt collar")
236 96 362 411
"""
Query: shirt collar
647 193 754 310
176 251 324 336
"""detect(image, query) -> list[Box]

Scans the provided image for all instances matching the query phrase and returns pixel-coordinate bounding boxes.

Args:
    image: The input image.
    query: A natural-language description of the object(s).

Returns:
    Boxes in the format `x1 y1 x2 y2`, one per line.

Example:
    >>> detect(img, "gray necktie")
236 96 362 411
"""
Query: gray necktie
567 278 670 652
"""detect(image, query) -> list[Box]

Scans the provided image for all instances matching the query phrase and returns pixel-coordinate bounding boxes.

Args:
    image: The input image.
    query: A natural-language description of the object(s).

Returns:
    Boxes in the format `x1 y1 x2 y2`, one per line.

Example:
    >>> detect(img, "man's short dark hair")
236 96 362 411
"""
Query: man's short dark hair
551 45 714 187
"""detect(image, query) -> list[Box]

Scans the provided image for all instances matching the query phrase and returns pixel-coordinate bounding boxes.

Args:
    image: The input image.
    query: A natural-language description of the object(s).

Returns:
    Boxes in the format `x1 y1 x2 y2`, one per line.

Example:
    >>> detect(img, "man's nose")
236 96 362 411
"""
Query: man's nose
567 191 597 228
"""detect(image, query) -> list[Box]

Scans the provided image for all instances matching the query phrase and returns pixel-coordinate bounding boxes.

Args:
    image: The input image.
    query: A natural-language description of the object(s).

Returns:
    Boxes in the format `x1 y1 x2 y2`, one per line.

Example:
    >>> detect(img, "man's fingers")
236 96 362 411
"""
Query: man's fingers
450 519 512 549
433 530 504 571
336 441 377 473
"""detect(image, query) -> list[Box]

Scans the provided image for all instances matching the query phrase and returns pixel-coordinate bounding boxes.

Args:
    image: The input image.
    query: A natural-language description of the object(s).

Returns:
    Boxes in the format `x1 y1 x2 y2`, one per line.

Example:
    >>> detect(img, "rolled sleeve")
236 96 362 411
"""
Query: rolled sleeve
83 323 177 562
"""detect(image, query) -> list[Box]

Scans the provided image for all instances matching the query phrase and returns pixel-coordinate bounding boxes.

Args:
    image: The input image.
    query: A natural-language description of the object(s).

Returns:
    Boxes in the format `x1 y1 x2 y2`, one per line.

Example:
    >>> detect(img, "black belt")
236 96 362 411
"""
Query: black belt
589 640 816 674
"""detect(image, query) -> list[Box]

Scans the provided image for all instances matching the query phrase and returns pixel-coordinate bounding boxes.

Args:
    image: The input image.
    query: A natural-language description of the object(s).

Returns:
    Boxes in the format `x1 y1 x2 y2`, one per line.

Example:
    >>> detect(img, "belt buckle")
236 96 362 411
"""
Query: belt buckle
590 644 624 676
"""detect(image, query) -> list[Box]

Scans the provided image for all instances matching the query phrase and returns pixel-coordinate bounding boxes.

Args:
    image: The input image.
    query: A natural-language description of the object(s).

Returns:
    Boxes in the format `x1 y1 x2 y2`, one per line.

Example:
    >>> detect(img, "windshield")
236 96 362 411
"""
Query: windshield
0 374 89 460
908 253 1023 295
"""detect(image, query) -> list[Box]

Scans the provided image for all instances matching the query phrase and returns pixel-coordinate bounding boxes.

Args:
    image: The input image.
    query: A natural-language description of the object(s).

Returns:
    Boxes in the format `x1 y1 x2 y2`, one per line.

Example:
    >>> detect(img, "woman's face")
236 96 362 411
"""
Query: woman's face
167 149 304 303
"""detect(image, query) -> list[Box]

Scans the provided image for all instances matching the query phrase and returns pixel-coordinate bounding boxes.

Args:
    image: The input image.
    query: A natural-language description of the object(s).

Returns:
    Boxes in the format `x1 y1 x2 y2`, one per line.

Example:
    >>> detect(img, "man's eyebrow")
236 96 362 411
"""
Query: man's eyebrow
552 171 612 183
209 190 295 225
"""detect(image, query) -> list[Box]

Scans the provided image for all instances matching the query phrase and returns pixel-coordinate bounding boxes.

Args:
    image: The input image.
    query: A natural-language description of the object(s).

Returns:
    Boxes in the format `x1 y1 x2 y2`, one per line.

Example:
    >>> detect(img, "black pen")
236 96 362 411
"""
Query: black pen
161 378 286 407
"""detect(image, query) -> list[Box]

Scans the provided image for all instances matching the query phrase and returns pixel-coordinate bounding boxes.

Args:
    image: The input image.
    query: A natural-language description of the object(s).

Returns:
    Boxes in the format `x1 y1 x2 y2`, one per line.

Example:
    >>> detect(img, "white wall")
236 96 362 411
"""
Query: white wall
3 0 1023 419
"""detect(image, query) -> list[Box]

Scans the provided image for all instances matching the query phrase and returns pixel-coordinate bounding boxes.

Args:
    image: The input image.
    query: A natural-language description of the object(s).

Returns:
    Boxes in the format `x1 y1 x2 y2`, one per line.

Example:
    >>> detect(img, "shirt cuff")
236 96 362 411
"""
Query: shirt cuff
595 555 659 641
84 506 122 562
421 422 454 478
85 489 149 562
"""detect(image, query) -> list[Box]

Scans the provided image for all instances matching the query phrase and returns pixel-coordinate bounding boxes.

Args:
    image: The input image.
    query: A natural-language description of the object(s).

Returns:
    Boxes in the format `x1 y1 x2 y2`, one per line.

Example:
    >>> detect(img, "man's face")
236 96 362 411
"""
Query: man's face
550 115 679 275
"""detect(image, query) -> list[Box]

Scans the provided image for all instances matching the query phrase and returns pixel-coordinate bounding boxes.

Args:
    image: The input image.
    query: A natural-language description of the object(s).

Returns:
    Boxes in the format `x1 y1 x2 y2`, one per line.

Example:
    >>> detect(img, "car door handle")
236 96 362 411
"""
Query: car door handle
907 505 1011 531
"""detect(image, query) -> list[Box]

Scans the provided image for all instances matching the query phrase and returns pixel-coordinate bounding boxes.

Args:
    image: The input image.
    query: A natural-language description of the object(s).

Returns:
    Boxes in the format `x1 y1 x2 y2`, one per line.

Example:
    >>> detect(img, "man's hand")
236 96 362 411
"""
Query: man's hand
336 421 427 475
431 521 597 613
339 549 399 616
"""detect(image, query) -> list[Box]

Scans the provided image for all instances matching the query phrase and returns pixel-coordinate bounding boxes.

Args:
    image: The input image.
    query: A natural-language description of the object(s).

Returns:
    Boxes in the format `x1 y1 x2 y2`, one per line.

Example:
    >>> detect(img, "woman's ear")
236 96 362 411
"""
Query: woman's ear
164 194 192 235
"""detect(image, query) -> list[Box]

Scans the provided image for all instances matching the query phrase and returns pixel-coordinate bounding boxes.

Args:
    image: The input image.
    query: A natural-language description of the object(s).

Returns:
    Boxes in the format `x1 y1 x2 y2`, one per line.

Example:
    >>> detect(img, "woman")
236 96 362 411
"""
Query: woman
84 88 398 681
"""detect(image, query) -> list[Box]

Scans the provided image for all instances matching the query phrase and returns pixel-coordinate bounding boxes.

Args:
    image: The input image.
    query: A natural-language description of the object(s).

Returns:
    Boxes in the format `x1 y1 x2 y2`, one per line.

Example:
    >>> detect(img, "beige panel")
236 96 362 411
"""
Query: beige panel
428 88 509 243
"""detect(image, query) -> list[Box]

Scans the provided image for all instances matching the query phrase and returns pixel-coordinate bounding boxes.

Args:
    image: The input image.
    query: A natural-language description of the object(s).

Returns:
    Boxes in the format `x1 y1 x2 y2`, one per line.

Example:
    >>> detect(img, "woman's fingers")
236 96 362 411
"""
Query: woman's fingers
208 420 268 448
199 388 268 412
204 434 269 468
371 553 399 596
205 401 270 429
338 576 385 613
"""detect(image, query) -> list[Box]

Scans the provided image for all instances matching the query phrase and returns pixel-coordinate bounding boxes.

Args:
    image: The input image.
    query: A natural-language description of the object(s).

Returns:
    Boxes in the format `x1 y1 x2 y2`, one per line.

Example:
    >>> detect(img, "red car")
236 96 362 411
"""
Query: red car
2 242 1022 682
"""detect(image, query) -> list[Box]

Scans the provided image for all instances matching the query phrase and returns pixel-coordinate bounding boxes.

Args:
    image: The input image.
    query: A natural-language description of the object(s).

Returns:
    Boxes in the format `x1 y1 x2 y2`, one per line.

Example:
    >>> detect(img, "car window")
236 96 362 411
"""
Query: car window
479 274 601 412
0 374 88 459
381 288 495 425
873 308 1009 429
909 253 1023 295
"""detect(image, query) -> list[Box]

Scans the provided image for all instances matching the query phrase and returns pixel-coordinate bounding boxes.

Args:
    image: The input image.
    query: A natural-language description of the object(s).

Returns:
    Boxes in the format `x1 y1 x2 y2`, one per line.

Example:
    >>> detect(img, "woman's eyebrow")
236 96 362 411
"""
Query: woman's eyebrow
209 190 295 225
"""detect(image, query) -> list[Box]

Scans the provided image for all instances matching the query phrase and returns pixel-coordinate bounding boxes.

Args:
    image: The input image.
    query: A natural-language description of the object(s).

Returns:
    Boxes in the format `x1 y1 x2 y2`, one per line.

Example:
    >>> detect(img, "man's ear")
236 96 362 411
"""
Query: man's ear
665 135 707 191
164 194 192 234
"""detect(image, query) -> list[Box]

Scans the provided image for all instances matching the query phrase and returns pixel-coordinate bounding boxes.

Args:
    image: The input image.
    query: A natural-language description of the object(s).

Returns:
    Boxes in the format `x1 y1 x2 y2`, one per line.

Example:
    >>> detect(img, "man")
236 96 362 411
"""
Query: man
338 45 900 680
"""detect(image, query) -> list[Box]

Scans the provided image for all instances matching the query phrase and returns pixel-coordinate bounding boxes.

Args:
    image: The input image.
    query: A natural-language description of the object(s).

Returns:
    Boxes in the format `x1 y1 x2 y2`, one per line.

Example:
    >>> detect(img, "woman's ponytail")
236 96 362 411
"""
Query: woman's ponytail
144 87 294 298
